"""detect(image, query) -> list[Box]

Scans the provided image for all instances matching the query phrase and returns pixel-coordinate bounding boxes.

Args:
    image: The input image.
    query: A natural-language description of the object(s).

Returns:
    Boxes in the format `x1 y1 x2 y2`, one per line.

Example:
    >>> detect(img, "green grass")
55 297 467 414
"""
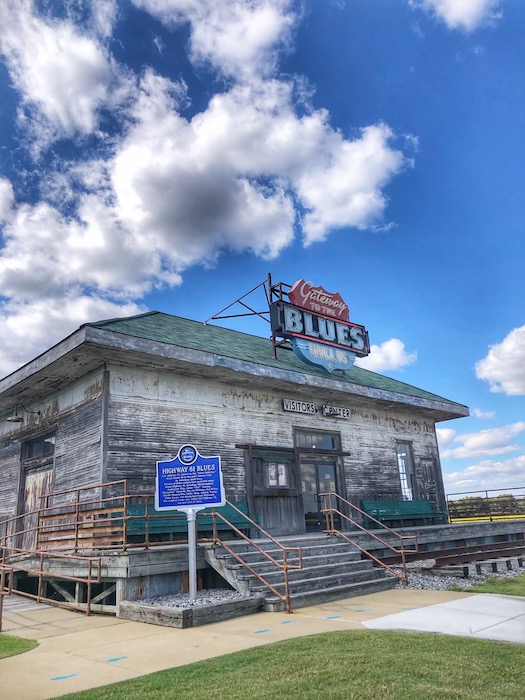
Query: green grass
0 633 37 659
57 630 525 700
459 572 525 596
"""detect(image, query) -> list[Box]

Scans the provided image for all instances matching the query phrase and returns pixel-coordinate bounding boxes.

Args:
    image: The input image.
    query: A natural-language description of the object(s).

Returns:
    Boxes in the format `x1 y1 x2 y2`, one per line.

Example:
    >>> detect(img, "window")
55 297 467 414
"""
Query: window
396 442 415 500
295 430 340 451
22 434 55 462
267 462 289 487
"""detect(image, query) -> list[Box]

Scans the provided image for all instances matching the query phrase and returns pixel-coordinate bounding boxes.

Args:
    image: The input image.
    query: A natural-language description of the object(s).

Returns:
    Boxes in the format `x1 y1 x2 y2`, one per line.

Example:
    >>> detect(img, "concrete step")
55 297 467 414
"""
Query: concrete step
223 536 354 551
248 567 382 595
220 534 336 551
225 551 363 574
214 541 360 565
263 575 397 612
237 559 373 584
204 533 398 611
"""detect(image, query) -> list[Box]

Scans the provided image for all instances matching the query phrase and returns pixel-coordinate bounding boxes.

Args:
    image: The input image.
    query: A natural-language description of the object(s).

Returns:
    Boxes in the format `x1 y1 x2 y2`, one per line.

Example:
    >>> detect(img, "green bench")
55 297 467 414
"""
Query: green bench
125 500 257 539
361 499 447 528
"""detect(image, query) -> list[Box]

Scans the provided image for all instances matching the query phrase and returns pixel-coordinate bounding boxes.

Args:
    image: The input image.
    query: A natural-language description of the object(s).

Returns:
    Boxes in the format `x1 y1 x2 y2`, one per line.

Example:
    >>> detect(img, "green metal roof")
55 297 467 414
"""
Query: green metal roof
87 311 466 408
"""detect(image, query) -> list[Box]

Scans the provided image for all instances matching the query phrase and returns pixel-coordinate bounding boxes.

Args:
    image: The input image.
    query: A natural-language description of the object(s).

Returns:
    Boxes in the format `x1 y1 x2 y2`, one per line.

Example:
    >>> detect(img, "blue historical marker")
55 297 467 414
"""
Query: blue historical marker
155 444 225 511
155 444 225 603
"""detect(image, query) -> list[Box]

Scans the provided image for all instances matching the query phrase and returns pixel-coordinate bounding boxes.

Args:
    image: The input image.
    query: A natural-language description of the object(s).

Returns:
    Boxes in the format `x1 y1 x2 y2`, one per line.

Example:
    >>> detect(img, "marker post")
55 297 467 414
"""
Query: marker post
186 507 199 602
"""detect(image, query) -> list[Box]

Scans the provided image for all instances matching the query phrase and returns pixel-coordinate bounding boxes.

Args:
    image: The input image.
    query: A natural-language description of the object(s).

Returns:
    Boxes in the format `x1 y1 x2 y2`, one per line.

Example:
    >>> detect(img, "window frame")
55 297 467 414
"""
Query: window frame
396 441 416 501
294 429 341 452
266 461 290 488
21 432 56 467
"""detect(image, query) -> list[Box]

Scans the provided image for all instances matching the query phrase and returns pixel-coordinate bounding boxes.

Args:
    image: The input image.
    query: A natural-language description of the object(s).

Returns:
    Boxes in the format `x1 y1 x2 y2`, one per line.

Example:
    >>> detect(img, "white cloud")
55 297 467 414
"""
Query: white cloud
354 338 417 372
444 454 525 492
409 0 503 32
441 422 525 459
0 2 413 378
475 326 525 395
436 427 457 450
111 75 408 262
0 297 143 379
132 0 296 79
0 0 131 144
88 0 118 37
472 408 496 419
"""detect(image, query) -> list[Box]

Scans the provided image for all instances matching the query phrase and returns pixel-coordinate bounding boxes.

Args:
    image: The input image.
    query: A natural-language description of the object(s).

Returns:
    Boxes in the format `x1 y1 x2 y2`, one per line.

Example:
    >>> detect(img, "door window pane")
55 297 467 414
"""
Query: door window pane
267 462 288 487
22 434 55 461
396 442 415 500
295 430 339 450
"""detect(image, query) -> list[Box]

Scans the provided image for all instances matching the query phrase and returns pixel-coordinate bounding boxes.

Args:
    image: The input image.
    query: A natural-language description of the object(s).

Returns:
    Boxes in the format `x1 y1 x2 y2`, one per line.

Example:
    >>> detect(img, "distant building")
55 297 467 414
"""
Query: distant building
0 310 468 535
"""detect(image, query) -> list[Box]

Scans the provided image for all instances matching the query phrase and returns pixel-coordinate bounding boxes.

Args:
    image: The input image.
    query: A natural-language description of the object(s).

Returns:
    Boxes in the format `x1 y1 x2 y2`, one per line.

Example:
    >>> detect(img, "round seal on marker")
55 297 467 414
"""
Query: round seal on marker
178 444 198 465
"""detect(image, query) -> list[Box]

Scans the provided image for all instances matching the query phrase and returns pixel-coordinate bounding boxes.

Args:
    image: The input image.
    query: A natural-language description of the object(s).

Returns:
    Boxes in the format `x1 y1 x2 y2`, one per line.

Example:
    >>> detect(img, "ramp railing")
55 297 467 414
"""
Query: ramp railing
0 545 102 631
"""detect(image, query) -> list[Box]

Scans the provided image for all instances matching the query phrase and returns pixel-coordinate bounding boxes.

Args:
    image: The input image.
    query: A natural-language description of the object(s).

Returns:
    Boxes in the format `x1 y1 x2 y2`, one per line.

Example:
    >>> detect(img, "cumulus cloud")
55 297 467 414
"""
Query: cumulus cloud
436 427 457 451
0 0 130 144
408 0 503 32
354 338 417 372
132 0 296 79
0 1 413 378
444 454 525 491
0 297 143 379
472 408 496 419
0 177 173 301
440 422 525 459
475 326 525 395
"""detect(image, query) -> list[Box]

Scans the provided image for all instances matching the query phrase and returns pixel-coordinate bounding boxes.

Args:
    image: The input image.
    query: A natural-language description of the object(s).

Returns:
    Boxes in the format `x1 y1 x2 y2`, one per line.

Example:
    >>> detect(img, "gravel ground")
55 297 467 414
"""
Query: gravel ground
393 567 524 591
141 588 247 609
140 568 524 607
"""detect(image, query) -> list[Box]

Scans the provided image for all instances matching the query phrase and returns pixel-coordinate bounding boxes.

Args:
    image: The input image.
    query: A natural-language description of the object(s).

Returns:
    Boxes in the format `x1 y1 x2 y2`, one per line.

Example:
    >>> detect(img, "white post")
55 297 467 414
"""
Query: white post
187 508 197 602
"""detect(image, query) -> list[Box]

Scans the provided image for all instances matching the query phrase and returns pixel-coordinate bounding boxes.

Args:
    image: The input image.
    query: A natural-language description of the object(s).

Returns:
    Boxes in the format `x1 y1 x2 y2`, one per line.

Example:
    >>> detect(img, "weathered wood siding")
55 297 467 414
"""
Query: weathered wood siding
0 441 21 521
105 365 446 515
52 396 105 496
0 369 106 516
339 406 443 508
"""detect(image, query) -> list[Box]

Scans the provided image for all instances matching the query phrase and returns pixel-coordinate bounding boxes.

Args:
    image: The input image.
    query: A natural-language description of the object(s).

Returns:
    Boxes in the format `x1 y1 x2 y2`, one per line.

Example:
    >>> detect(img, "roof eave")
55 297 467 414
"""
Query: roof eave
84 327 470 420
0 325 469 422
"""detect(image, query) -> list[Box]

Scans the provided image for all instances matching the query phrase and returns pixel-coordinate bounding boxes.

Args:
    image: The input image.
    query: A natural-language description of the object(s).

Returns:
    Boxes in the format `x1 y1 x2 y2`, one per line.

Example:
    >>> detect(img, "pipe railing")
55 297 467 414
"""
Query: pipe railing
206 500 302 614
319 492 418 584
0 545 102 631
0 484 303 613
446 486 525 522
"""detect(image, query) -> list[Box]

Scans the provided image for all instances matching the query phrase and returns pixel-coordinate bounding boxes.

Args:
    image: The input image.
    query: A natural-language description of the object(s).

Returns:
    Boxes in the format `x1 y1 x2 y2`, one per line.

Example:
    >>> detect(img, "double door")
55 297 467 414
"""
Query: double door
300 461 337 531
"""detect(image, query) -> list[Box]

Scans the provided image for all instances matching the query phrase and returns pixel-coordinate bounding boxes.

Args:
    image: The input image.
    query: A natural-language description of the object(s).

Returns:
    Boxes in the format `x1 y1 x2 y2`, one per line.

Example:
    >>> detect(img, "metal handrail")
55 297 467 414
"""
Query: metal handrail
0 545 102 631
446 486 525 523
0 487 303 612
41 480 128 505
207 501 302 614
319 492 418 584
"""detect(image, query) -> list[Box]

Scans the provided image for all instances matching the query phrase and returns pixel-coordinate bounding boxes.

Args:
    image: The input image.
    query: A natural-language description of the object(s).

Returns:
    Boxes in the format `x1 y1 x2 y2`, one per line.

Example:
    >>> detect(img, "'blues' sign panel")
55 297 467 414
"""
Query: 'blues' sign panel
155 444 225 511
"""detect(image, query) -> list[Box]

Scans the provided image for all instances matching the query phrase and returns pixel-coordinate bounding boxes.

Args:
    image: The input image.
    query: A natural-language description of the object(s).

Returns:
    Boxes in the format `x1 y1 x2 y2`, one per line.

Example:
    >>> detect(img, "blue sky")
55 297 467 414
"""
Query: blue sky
0 0 524 496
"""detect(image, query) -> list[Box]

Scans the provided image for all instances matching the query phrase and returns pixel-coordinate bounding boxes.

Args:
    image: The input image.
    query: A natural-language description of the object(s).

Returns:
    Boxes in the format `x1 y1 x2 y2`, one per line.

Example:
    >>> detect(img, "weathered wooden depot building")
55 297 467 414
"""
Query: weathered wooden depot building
0 309 469 536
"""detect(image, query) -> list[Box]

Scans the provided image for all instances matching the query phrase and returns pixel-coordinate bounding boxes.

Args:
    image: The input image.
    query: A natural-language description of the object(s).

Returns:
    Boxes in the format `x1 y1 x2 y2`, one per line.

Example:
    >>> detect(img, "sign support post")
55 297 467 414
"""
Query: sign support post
186 508 198 602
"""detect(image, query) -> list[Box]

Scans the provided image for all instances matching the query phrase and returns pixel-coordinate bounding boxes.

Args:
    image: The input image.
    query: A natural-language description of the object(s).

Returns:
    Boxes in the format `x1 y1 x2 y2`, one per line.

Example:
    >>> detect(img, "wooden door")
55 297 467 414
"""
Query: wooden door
20 467 53 551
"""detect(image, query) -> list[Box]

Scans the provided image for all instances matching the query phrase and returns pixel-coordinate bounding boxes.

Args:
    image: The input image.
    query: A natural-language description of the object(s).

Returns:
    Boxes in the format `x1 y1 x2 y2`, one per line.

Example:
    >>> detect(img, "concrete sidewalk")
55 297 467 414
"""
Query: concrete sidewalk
1 589 524 700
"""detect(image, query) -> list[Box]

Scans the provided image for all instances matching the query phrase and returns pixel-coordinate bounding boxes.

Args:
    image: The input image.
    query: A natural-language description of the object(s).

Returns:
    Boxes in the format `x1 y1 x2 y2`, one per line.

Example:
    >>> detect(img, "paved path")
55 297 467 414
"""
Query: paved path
1 589 524 700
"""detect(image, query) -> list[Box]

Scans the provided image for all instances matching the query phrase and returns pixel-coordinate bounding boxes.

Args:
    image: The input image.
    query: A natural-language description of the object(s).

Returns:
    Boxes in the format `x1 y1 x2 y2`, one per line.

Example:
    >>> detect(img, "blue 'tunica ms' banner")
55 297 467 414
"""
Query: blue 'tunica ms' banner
292 338 356 373
155 444 225 511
